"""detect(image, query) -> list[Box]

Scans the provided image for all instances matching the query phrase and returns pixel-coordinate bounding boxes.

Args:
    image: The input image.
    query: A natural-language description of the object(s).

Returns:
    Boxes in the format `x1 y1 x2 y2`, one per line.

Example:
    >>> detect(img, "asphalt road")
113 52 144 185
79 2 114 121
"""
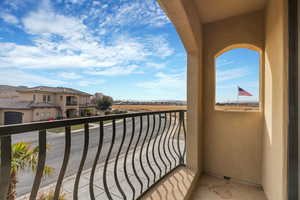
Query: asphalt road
14 115 175 196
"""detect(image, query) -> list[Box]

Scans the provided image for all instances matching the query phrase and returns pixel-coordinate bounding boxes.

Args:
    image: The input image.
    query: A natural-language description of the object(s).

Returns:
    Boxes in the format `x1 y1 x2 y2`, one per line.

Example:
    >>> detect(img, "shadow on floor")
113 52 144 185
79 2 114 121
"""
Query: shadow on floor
142 167 195 200
190 175 267 200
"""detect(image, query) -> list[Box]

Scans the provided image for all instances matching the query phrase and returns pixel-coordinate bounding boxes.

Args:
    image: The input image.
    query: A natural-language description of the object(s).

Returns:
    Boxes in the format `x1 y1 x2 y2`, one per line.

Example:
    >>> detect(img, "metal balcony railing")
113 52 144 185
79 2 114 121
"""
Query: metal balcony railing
0 110 187 200
66 101 78 106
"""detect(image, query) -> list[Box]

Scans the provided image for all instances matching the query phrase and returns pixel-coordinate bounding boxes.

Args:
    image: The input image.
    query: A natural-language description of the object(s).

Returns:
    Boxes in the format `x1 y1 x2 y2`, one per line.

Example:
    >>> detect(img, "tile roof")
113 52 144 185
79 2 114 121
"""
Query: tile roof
0 100 59 110
0 100 31 109
29 102 60 108
19 86 91 96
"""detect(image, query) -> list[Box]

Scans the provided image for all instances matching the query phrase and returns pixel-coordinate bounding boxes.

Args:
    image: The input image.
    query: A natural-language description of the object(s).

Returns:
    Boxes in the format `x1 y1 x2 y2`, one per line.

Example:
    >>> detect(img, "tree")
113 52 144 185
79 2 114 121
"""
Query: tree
96 95 113 111
5 142 53 200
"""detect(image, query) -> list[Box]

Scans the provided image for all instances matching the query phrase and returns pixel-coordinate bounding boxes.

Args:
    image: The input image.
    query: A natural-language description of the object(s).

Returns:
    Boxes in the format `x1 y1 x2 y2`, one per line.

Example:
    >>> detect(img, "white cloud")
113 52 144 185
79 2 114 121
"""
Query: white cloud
145 36 174 58
216 59 234 67
217 81 259 89
3 0 32 11
0 0 174 71
86 65 143 76
22 1 87 40
77 79 105 86
217 67 250 82
97 0 170 29
66 0 85 4
0 13 19 25
146 62 165 69
136 71 186 100
58 72 82 80
0 69 64 86
137 72 186 89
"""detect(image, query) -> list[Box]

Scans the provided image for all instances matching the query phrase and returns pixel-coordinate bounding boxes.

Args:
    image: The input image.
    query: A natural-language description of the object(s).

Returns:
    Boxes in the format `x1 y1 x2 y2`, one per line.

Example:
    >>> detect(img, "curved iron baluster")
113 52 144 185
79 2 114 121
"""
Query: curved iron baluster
29 130 46 200
145 114 156 183
103 120 116 200
167 112 177 168
162 113 172 172
152 114 162 178
132 116 144 194
182 112 187 163
54 126 71 199
113 119 127 199
90 121 104 200
139 114 150 188
177 112 183 164
171 113 181 165
0 136 11 200
73 123 89 200
157 113 168 174
124 117 136 199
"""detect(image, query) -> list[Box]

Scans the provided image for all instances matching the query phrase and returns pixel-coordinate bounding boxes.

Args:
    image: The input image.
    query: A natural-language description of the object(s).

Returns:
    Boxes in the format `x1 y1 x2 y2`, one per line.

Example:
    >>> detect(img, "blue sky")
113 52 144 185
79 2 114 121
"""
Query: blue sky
0 0 187 100
216 48 260 103
0 0 259 102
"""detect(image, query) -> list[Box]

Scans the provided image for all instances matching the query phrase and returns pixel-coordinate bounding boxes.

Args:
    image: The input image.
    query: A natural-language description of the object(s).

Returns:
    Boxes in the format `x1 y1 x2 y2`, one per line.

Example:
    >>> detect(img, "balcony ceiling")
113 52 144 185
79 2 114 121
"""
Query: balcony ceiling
194 0 267 24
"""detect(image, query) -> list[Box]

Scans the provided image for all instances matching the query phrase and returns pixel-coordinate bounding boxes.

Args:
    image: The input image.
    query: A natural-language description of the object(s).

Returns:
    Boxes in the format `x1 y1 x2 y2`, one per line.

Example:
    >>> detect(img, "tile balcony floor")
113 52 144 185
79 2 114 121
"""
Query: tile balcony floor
189 175 267 200
142 171 267 200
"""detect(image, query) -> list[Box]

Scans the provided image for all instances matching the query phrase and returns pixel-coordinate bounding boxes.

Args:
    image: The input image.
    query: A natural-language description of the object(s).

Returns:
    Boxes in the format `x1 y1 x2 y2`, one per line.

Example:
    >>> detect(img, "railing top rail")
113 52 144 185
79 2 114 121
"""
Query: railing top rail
0 109 187 136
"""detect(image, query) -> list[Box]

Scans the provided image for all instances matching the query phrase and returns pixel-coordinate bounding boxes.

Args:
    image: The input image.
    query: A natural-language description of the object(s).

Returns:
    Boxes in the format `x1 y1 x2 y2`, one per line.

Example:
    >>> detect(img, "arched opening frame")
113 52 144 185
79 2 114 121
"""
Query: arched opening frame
213 44 264 112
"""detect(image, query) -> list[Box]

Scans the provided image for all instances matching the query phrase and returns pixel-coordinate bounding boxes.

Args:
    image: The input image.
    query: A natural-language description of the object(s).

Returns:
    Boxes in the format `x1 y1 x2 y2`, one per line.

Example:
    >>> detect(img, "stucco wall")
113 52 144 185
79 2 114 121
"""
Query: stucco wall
17 92 34 101
262 0 288 199
32 108 58 121
202 11 265 184
79 96 90 104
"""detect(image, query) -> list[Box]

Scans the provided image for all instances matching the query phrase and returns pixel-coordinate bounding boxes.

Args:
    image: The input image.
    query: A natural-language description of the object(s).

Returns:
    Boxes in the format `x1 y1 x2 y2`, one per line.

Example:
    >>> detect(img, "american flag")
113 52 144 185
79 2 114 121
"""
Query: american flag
238 87 252 96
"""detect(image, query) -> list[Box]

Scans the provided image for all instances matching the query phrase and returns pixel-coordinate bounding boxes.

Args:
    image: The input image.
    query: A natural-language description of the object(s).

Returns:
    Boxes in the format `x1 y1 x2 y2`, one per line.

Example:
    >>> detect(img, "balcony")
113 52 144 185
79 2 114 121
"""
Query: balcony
66 102 78 106
0 110 187 200
0 0 294 199
66 97 78 106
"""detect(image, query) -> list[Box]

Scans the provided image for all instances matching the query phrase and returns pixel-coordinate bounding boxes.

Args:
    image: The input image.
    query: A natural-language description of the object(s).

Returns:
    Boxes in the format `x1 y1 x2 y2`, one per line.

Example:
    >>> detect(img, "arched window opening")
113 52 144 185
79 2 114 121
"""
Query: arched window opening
215 47 261 111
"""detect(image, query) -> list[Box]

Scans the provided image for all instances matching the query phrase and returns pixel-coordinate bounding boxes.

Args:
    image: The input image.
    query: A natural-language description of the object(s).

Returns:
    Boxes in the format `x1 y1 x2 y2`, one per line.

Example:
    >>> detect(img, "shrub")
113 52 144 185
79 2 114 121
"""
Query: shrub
96 95 113 111
37 191 66 200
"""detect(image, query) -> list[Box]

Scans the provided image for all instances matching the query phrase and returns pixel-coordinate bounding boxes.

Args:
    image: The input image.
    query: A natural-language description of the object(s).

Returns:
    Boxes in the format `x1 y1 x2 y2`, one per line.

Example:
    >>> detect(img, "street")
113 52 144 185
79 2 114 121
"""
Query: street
14 115 174 197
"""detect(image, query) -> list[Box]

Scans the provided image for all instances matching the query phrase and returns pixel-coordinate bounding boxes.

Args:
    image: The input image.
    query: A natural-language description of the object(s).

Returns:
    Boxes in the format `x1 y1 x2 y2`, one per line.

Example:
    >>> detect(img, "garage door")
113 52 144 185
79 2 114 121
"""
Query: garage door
4 112 23 125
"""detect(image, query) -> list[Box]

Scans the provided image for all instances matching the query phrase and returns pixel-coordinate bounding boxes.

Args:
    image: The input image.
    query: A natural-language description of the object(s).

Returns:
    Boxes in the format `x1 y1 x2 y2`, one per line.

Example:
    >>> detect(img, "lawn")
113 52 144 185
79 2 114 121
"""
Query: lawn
48 120 112 133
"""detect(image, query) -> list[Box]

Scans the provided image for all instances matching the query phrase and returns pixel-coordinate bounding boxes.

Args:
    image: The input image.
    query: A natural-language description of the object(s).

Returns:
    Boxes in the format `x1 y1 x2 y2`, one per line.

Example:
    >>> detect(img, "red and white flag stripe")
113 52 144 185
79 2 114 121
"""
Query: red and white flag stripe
238 87 252 96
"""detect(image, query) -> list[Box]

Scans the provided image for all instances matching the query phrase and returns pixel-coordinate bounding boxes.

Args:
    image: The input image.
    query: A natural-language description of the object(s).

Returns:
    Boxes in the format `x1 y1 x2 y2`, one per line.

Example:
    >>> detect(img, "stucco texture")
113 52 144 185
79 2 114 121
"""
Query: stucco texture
262 0 288 199
202 11 265 185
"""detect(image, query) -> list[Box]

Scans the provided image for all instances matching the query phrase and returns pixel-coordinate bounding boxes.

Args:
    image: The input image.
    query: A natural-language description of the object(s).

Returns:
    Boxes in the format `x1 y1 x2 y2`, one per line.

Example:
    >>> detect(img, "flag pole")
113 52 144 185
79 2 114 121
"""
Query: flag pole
237 86 239 106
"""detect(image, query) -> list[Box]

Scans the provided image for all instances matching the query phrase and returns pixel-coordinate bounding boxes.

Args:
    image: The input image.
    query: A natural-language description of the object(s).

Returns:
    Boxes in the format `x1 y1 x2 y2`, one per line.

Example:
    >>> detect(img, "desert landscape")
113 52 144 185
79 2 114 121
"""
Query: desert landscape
112 104 187 111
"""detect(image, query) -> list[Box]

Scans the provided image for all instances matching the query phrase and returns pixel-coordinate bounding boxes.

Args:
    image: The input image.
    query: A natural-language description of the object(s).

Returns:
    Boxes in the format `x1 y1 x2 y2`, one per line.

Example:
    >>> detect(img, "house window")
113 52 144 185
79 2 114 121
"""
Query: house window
215 47 260 111
47 95 51 102
33 94 36 101
43 95 47 103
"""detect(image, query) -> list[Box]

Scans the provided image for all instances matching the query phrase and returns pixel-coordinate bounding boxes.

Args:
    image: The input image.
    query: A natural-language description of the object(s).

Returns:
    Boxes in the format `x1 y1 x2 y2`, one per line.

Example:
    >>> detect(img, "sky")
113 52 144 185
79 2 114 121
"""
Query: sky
0 0 259 102
216 48 260 103
0 0 187 100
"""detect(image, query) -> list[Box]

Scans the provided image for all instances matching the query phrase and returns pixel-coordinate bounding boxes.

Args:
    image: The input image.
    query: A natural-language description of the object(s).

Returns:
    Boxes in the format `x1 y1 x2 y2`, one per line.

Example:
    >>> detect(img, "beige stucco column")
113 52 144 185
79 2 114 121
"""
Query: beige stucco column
158 0 204 174
186 51 203 173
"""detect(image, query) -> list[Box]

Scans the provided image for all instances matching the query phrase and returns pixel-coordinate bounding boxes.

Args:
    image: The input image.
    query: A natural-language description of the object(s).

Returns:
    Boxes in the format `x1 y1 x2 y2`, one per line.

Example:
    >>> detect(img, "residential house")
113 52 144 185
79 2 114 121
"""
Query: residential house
0 85 97 125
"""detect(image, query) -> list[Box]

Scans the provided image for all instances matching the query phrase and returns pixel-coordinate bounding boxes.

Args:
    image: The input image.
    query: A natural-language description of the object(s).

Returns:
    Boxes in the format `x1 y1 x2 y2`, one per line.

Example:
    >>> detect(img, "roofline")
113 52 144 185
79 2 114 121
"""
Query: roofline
0 108 32 110
18 90 92 96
